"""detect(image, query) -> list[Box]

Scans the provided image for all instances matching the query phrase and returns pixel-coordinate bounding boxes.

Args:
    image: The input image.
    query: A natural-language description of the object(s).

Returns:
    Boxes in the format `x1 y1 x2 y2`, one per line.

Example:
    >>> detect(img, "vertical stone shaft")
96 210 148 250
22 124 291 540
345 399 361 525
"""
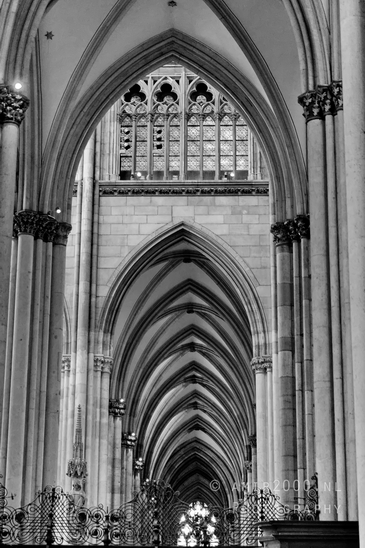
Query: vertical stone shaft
0 122 20 416
276 240 295 505
43 225 71 487
335 109 357 519
307 118 336 515
325 113 347 519
98 361 111 507
252 357 271 487
113 417 122 507
0 237 18 478
339 0 365 536
6 231 34 502
75 134 95 431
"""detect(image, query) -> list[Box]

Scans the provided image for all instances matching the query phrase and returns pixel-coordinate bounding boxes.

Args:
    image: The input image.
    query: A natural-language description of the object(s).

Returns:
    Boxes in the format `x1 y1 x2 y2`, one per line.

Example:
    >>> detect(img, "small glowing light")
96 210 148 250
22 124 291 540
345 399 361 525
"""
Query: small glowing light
131 432 135 436
14 82 22 90
119 398 124 403
136 171 142 178
138 457 143 461
55 207 61 214
230 171 235 177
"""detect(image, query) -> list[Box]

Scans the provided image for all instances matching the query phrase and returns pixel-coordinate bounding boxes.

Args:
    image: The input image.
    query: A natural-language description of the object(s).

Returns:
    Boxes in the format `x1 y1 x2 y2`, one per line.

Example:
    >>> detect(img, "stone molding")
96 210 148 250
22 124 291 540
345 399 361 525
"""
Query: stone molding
102 357 113 374
109 398 126 417
94 355 104 371
0 86 30 126
271 215 310 245
96 182 269 197
251 355 272 373
122 432 137 447
13 210 71 244
62 355 71 373
298 81 343 122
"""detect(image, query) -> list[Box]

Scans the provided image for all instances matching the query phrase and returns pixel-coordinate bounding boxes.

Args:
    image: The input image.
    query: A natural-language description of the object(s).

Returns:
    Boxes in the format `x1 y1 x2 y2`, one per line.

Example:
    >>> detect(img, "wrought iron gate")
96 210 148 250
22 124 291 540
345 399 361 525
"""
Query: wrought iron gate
0 478 318 545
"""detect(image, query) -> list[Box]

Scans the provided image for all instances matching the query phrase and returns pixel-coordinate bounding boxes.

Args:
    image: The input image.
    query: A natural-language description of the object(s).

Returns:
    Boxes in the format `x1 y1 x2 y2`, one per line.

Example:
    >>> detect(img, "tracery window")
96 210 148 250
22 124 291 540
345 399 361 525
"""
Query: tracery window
118 66 267 181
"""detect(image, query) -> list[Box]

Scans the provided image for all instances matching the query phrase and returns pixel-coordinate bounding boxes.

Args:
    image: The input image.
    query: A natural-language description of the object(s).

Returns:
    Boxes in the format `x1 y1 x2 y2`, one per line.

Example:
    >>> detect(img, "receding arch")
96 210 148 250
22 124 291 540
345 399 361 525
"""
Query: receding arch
39 29 307 220
98 220 269 360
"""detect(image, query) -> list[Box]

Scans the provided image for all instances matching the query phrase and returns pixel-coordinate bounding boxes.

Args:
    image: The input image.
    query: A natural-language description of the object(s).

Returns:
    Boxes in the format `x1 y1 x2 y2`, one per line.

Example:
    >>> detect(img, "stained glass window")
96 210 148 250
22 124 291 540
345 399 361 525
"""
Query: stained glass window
118 68 265 181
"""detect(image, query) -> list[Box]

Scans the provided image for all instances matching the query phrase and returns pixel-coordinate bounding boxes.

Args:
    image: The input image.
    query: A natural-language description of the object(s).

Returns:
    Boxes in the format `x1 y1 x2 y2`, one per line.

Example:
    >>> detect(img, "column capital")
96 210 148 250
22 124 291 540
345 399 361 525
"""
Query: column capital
251 355 272 373
243 460 252 472
248 435 257 448
109 398 126 417
94 355 104 371
122 432 137 447
102 356 113 374
135 457 144 471
13 210 39 237
270 221 291 246
53 222 72 246
295 214 310 239
298 82 343 121
330 80 343 112
36 214 59 242
0 86 29 126
62 355 71 373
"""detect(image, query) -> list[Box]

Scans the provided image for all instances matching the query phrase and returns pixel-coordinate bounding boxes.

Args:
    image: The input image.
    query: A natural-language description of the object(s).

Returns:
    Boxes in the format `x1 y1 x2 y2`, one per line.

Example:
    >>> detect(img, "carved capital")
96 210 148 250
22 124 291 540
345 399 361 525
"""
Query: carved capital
102 357 113 374
270 221 291 246
94 355 104 371
62 355 71 373
135 457 144 471
36 214 59 242
248 435 256 448
317 85 335 116
298 89 324 121
122 432 137 447
13 210 39 237
295 214 310 239
330 80 343 112
53 222 72 246
0 86 29 125
243 460 252 472
251 355 272 373
109 398 126 417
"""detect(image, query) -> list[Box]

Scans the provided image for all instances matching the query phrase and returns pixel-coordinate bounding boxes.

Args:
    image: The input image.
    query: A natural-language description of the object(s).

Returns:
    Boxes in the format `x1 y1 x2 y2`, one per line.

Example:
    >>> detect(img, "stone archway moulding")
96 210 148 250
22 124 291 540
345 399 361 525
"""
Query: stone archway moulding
97 220 270 361
38 29 308 220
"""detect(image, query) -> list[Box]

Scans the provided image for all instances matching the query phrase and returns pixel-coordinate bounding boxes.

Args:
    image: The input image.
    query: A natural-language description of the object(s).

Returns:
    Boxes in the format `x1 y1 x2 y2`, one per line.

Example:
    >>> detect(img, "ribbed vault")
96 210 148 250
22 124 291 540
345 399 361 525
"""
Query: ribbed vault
100 221 264 505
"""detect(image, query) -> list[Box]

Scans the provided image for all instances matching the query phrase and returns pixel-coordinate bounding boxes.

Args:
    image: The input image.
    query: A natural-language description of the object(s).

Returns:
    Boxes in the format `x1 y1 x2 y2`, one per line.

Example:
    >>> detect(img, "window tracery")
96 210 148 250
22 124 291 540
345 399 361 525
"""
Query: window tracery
118 66 267 181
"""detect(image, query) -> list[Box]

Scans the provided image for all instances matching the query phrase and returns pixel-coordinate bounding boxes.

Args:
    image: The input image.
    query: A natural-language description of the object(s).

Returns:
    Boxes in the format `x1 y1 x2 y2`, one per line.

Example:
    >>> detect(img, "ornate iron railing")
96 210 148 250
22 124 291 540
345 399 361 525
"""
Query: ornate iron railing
0 478 318 546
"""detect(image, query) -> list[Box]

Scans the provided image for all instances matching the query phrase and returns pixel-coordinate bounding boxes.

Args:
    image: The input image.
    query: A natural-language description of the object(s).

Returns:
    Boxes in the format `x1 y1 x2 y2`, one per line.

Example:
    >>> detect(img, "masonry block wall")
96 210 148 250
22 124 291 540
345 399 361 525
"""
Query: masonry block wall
64 192 272 342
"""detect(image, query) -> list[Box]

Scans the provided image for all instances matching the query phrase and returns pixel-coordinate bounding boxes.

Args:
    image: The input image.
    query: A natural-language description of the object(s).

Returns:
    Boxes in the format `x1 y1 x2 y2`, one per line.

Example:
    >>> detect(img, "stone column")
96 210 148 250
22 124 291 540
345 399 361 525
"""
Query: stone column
298 90 336 517
270 222 295 506
6 211 37 501
0 87 29 439
251 356 272 488
339 0 365 535
122 433 137 503
134 457 144 495
43 222 72 488
98 357 112 507
109 399 126 507
249 436 257 489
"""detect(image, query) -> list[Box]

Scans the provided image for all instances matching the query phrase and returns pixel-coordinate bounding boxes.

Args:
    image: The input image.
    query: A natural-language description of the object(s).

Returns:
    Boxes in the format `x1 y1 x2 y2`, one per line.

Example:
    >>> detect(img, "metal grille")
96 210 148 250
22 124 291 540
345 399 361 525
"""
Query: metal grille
0 479 318 546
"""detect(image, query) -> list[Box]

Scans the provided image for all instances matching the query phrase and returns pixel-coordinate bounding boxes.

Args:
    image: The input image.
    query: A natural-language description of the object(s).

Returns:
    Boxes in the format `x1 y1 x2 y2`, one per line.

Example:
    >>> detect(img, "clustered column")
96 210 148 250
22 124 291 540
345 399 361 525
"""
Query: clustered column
121 433 137 503
298 81 349 519
270 215 311 507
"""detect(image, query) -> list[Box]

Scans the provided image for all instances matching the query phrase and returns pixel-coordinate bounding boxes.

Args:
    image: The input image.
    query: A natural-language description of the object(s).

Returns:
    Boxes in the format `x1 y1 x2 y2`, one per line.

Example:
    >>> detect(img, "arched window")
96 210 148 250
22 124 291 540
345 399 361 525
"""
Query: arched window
119 66 267 181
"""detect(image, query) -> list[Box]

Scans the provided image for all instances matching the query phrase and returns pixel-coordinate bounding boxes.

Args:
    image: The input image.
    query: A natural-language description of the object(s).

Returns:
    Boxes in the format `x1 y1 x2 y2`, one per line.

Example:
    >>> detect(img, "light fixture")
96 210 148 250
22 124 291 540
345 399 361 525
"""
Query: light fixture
120 398 124 403
55 206 61 214
136 171 142 178
178 502 219 547
14 82 22 90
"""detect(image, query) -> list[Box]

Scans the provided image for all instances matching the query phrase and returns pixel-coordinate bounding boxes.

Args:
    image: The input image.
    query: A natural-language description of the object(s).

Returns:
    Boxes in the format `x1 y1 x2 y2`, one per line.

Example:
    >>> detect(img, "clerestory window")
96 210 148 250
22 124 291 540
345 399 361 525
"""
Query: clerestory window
118 65 267 182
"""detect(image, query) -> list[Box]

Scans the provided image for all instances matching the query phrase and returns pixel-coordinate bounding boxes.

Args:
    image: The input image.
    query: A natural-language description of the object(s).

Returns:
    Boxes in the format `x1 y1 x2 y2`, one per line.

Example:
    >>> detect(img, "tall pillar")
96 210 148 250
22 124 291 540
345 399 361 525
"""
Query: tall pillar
109 399 126 508
43 222 72 488
339 0 365 538
0 86 29 436
6 211 36 501
122 433 137 503
298 90 336 518
248 436 257 489
98 357 112 507
134 457 144 495
270 222 295 506
251 356 272 488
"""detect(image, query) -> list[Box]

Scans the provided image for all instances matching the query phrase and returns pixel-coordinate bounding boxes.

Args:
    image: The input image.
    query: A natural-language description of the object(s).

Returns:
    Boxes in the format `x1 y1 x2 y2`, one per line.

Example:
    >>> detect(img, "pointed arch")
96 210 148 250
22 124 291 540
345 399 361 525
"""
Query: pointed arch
98 220 269 360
